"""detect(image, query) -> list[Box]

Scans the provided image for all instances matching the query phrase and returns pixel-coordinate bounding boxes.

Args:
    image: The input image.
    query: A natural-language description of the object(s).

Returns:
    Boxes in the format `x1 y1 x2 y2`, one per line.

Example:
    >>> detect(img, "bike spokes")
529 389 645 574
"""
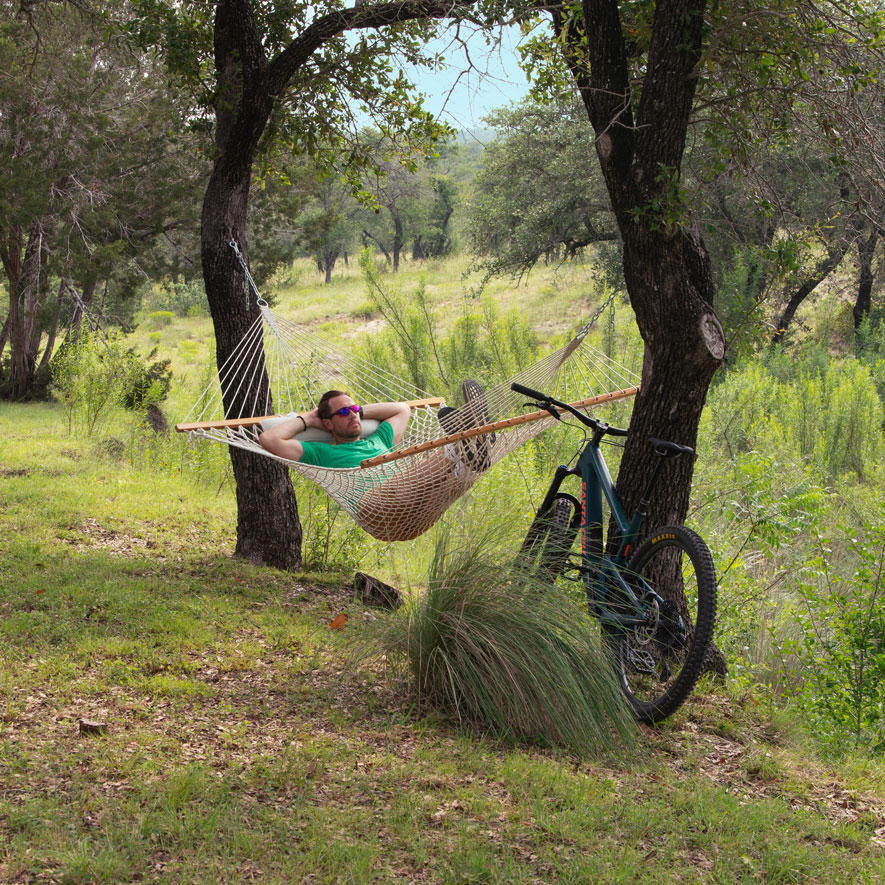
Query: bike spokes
607 526 717 724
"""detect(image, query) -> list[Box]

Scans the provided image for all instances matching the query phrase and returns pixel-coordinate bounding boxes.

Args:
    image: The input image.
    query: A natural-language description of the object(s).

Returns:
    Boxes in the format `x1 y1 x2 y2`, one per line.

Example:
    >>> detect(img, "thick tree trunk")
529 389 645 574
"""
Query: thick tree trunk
202 0 302 569
558 0 727 674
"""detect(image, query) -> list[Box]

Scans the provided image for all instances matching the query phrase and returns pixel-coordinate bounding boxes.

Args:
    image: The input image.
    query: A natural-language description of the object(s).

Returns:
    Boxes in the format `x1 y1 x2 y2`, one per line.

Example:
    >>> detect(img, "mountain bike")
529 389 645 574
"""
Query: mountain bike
512 382 717 723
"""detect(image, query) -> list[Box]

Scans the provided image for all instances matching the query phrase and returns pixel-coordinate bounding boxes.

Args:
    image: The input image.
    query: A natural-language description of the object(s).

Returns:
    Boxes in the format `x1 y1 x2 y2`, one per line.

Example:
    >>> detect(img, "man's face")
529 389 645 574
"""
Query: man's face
324 394 362 442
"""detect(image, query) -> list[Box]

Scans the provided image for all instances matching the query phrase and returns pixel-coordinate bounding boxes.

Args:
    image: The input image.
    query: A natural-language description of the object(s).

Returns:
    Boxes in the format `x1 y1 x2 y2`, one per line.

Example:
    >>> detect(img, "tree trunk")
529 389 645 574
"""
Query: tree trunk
391 214 403 272
68 275 98 338
3 222 47 398
323 249 338 283
557 0 727 674
362 229 391 264
0 314 9 366
36 280 64 374
853 226 879 330
202 0 303 569
771 236 856 343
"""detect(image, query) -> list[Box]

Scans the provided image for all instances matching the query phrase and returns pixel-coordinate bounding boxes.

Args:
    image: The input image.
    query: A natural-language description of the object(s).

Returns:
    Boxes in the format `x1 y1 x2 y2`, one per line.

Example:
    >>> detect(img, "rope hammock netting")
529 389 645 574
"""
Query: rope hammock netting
176 246 640 541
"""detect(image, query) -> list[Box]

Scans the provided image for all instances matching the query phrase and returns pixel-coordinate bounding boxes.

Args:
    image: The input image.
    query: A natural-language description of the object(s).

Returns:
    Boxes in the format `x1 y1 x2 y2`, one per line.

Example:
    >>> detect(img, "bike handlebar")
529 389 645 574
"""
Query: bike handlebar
511 382 629 437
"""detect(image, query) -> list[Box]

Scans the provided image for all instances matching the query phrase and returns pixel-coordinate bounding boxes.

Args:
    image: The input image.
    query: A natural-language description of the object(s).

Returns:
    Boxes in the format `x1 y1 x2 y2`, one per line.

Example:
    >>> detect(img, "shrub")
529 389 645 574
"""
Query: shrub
50 334 172 436
51 334 130 436
120 348 172 410
146 310 176 329
774 519 885 753
357 516 636 757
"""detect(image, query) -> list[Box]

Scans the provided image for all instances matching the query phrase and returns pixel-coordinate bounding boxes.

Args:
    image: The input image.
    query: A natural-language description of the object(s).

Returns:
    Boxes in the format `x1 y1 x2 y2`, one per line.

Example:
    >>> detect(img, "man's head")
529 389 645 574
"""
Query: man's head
318 389 363 443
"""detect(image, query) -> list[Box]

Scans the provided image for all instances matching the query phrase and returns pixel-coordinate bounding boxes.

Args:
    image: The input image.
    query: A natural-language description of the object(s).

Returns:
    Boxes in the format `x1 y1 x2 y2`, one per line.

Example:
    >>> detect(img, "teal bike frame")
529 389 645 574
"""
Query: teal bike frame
512 383 694 630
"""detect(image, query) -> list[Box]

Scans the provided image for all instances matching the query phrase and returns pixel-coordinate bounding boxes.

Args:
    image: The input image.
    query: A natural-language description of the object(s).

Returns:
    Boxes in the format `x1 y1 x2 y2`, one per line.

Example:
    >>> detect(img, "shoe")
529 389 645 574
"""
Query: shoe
436 379 494 472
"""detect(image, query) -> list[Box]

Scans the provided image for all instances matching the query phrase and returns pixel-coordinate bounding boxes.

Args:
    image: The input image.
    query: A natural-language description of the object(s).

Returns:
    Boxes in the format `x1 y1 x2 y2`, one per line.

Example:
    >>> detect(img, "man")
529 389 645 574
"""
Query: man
258 382 494 472
258 389 410 467
258 384 495 541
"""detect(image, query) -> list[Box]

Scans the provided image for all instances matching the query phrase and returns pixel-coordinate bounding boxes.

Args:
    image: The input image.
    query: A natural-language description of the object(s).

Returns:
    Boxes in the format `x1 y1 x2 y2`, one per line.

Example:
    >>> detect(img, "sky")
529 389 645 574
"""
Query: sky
401 26 531 133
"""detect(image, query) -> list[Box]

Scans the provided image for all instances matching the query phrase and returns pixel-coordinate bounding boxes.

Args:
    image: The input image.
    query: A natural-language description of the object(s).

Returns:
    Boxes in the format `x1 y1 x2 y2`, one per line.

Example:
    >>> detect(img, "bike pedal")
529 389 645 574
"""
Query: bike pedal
625 642 656 675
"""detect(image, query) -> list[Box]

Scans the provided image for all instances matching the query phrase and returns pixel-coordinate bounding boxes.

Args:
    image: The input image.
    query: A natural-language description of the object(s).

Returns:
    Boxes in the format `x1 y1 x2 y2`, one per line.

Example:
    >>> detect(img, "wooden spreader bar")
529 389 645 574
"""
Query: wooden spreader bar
175 396 446 433
360 386 640 468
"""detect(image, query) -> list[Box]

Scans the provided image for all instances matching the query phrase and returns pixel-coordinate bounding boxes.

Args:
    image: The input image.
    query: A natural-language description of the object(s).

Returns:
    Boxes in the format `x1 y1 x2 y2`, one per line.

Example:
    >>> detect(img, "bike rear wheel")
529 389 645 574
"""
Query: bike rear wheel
606 525 717 723
517 494 580 579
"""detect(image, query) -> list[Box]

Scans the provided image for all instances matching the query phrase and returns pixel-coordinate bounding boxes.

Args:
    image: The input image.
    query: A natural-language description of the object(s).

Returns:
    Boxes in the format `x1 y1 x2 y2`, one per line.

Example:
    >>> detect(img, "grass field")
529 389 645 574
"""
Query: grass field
2 400 885 882
3 253 885 881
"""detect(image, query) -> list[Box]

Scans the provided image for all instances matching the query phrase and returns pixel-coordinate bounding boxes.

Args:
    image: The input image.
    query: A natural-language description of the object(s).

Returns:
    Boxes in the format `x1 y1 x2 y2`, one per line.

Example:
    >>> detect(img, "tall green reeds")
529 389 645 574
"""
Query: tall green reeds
359 518 636 757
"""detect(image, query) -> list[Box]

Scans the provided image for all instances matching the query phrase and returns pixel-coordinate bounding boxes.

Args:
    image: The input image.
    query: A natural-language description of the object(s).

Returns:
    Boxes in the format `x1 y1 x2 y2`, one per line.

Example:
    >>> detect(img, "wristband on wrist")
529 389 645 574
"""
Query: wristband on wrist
299 415 307 432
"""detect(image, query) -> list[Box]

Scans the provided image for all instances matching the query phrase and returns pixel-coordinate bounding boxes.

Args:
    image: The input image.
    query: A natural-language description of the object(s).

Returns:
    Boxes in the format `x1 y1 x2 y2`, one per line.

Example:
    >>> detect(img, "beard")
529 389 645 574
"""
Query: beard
335 423 361 442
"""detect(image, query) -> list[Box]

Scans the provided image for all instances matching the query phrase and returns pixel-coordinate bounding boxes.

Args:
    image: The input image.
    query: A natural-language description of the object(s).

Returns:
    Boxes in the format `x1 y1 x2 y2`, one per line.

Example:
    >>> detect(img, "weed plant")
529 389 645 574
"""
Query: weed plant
773 518 885 753
358 516 637 757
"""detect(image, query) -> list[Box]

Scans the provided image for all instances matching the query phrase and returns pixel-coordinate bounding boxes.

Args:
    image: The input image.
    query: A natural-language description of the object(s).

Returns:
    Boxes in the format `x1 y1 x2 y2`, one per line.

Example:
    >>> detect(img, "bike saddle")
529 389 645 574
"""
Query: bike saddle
647 437 695 458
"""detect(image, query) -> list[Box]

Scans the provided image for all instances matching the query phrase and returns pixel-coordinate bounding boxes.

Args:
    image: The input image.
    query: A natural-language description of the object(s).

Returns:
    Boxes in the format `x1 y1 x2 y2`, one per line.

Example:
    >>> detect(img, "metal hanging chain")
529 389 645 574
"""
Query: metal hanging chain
229 239 268 308
573 284 625 340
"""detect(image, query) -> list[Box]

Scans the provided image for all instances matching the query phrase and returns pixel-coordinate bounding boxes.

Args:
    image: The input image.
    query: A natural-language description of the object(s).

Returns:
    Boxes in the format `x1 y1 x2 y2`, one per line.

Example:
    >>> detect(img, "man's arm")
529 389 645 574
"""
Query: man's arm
362 401 411 444
258 408 322 461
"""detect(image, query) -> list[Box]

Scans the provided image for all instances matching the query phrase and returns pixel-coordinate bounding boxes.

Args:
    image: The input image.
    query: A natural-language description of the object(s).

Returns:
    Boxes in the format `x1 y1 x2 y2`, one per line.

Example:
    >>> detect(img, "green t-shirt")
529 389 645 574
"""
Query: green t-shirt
298 421 395 469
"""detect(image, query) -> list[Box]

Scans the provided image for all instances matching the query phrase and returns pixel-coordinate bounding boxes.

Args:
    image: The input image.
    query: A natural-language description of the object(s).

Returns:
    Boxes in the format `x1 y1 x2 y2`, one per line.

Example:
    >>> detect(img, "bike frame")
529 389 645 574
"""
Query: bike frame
536 431 658 629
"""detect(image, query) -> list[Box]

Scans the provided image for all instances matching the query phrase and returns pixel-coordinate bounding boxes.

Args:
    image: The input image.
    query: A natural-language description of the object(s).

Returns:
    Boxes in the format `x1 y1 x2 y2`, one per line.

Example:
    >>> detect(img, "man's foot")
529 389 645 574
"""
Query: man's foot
437 380 494 472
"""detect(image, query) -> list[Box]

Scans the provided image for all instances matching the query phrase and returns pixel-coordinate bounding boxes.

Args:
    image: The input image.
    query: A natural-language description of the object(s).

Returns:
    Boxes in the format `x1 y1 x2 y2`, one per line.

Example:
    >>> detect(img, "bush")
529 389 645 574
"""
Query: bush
774 519 885 753
50 333 172 436
146 310 176 329
704 354 884 482
120 348 172 411
357 517 636 757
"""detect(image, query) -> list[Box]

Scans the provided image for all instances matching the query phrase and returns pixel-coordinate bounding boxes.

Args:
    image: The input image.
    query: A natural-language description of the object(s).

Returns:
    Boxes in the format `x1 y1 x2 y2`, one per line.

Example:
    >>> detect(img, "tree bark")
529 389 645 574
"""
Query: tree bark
556 0 726 672
203 0 302 569
391 213 403 272
2 222 48 398
853 225 879 330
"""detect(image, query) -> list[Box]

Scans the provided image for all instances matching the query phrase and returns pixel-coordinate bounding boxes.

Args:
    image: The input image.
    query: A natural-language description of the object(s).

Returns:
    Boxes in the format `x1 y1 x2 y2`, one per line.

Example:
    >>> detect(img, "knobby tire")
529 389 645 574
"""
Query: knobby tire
518 495 580 579
606 525 717 724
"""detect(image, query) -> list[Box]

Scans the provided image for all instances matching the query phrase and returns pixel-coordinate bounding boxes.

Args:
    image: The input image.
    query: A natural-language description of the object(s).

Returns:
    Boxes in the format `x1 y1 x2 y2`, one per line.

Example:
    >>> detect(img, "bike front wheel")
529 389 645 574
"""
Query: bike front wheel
517 494 580 580
606 525 717 724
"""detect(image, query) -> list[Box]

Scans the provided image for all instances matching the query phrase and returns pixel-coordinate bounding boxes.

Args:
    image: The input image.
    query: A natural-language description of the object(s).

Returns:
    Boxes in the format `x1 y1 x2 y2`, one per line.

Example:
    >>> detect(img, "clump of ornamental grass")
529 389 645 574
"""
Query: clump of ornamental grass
358 518 637 757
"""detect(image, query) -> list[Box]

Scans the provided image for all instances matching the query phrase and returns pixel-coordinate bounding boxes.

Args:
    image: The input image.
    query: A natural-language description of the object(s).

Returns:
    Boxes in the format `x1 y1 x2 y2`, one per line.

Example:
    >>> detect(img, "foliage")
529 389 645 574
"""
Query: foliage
50 334 172 435
146 281 209 318
0 2 205 397
465 97 619 281
703 352 885 483
357 517 636 756
121 349 172 411
359 136 463 271
292 474 371 573
775 521 885 753
357 250 539 400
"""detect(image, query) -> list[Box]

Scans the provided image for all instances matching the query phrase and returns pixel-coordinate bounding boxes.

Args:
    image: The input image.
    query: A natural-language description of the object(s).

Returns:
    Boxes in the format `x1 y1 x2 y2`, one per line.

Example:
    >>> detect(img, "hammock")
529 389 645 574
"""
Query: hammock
176 254 639 541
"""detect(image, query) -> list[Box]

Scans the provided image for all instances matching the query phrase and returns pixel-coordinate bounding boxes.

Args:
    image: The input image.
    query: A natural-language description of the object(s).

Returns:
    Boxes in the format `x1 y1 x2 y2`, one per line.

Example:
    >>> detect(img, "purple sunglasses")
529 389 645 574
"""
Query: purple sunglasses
332 404 363 417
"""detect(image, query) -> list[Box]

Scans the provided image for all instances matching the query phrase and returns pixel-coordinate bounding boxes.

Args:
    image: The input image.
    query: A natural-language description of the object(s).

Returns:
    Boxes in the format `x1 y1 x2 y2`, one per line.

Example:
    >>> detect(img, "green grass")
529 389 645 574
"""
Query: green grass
2 404 885 882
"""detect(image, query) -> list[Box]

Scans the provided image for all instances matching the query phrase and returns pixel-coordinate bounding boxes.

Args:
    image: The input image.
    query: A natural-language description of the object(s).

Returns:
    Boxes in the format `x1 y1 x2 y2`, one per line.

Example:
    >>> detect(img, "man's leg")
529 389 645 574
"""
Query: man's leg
438 379 495 472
